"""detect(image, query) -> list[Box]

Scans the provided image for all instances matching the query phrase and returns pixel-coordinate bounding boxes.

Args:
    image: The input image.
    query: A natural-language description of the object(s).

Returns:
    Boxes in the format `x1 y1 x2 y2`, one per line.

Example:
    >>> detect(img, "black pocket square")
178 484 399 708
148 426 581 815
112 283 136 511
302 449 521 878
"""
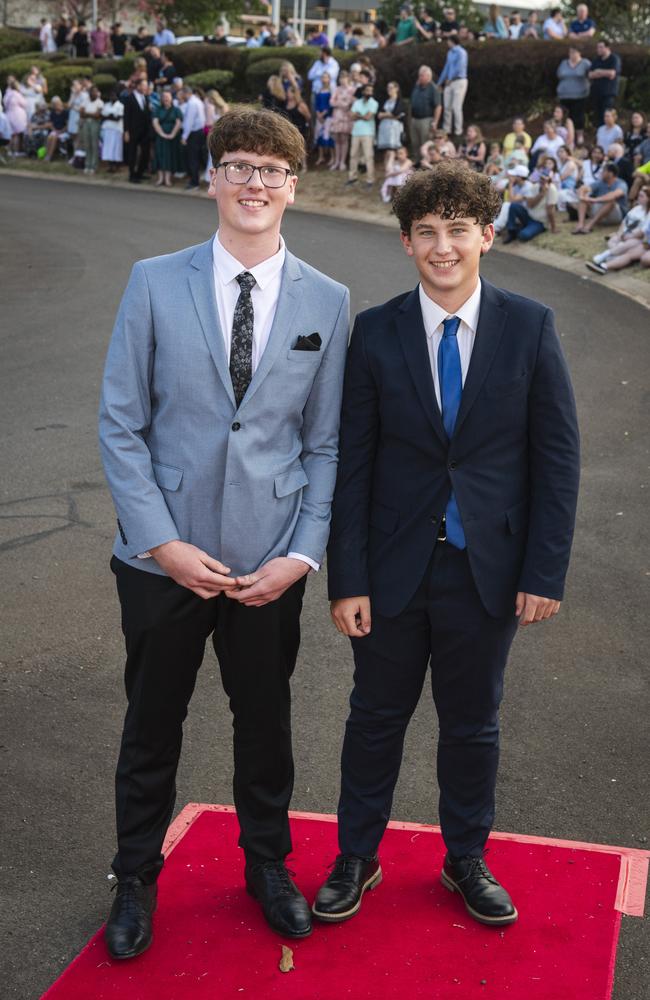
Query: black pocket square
293 333 322 352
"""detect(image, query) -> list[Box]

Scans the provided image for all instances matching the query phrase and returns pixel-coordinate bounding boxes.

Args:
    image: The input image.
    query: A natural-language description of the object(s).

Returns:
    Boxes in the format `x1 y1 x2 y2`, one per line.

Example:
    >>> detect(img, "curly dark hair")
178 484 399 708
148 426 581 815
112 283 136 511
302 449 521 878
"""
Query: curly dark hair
208 108 305 175
393 161 502 234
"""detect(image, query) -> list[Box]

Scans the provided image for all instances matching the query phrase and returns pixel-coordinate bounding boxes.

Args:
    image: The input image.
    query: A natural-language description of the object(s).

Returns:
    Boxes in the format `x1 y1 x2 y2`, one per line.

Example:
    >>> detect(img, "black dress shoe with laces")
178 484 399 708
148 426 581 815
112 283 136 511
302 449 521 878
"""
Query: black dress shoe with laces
441 853 518 926
245 860 312 938
312 854 382 922
104 875 157 959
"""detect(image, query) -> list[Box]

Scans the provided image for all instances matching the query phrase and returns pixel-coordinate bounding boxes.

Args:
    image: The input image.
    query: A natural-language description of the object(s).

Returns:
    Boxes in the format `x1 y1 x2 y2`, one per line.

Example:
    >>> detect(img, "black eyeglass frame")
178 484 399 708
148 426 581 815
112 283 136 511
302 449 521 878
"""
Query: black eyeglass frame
214 160 294 188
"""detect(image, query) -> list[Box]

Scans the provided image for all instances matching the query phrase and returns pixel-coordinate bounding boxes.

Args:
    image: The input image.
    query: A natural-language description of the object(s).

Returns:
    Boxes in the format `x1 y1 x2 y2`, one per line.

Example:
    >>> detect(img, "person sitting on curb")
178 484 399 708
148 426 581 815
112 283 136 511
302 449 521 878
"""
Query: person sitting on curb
502 165 558 243
586 186 650 274
572 161 628 234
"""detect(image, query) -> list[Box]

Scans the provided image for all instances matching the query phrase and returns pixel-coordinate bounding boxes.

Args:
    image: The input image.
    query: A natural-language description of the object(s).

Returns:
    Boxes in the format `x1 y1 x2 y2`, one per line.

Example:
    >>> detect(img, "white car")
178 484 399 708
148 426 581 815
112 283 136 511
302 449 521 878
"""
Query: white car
175 34 246 46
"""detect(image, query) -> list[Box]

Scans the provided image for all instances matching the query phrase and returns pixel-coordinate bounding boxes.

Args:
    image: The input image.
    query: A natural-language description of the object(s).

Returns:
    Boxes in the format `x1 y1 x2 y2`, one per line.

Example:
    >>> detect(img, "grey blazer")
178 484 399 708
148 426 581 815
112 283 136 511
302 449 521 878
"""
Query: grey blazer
98 238 350 577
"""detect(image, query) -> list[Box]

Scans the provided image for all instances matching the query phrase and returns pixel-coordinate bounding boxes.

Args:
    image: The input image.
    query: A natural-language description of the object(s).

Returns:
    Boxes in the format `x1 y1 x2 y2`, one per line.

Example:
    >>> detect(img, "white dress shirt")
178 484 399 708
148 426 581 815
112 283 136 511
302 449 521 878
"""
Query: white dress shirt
418 279 482 409
212 231 285 373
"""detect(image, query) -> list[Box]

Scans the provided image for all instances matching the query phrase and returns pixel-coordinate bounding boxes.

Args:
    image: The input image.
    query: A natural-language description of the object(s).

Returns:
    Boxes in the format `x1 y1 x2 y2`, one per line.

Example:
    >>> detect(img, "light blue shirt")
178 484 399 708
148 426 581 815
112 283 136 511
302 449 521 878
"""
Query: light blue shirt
437 45 468 85
153 28 175 46
181 94 206 140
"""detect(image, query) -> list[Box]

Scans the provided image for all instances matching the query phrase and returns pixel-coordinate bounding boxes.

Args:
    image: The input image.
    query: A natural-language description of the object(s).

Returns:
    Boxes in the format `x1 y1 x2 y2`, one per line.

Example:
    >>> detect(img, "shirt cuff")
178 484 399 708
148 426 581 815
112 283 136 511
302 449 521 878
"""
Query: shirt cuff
288 552 320 573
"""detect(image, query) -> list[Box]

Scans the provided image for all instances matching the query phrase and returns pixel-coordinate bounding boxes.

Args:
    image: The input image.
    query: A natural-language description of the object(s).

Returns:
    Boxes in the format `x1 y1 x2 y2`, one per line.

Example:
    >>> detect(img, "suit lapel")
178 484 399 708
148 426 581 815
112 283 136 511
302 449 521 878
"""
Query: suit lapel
239 251 302 411
188 239 236 408
396 288 448 446
454 279 507 438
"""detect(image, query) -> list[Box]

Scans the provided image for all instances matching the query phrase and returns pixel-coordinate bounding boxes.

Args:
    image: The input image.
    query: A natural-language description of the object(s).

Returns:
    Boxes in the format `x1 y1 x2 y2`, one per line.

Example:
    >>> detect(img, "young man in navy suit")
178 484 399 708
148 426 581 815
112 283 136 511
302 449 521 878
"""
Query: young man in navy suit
313 162 580 927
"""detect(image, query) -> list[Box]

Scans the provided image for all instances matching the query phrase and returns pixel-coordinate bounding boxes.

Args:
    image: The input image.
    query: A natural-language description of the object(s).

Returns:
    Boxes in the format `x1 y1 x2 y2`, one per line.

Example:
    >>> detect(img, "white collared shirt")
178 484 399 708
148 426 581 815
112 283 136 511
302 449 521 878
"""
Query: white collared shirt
418 280 482 410
212 230 285 373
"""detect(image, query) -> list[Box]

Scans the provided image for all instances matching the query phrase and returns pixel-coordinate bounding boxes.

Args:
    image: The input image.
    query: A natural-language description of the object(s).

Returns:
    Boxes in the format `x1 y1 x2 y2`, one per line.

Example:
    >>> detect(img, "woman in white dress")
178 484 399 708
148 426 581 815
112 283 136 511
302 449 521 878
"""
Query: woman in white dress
101 90 124 172
376 81 405 173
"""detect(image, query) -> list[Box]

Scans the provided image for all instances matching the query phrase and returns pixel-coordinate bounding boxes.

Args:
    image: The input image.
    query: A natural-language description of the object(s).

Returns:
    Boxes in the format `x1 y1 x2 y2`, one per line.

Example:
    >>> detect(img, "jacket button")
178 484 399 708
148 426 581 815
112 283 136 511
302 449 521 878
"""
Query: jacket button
448 461 457 470
231 422 241 431
430 516 438 524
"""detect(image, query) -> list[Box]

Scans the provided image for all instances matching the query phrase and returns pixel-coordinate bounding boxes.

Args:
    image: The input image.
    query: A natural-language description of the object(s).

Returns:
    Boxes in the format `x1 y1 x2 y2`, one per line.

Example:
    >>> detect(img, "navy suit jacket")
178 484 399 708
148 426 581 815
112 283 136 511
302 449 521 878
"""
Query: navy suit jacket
327 278 580 619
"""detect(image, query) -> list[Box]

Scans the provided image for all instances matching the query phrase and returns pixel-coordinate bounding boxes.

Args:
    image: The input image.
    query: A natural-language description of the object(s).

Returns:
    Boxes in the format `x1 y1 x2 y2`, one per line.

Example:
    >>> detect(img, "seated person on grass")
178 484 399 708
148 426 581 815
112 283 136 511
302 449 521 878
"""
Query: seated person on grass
380 145 414 203
493 164 534 231
586 187 650 274
501 165 558 242
573 161 628 234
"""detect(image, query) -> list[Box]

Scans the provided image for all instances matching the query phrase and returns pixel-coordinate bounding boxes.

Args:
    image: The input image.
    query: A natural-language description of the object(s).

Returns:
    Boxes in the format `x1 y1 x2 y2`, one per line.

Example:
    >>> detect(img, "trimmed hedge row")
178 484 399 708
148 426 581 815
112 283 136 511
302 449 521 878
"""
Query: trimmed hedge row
1 38 648 119
184 69 235 96
369 39 650 120
0 27 39 61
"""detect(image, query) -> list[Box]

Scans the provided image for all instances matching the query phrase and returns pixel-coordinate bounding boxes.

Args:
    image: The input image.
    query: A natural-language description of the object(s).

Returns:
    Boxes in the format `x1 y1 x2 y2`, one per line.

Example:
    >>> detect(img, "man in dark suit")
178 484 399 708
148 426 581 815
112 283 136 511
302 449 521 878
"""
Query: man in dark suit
313 162 580 928
123 77 151 183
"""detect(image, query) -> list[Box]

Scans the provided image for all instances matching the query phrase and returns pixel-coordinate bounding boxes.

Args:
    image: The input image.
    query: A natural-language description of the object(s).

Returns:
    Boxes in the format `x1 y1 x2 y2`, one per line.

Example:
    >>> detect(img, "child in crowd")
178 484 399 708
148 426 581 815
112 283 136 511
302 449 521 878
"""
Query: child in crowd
484 141 504 178
380 145 413 202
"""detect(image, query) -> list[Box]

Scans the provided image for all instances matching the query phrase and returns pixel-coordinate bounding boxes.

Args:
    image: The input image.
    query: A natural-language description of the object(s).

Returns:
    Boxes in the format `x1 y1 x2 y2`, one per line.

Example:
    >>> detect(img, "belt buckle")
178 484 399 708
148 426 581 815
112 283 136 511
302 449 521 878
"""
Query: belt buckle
437 515 447 543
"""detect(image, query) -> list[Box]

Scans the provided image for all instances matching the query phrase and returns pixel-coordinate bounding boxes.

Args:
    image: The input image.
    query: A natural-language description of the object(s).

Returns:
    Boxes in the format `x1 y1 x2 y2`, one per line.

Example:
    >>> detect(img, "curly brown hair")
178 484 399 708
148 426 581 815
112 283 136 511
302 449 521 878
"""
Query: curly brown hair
208 109 305 175
393 161 502 234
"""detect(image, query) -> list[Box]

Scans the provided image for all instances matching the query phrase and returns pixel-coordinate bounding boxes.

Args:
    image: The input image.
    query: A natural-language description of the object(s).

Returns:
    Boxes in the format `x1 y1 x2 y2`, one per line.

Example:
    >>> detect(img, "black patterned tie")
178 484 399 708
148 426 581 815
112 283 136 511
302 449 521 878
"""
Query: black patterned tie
230 271 256 406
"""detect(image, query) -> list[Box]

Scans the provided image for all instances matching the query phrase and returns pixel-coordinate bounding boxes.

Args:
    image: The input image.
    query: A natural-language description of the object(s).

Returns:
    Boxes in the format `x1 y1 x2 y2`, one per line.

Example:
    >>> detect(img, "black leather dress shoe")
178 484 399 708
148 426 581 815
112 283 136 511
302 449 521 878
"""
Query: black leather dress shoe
441 854 518 926
245 861 312 938
312 854 382 922
104 875 157 959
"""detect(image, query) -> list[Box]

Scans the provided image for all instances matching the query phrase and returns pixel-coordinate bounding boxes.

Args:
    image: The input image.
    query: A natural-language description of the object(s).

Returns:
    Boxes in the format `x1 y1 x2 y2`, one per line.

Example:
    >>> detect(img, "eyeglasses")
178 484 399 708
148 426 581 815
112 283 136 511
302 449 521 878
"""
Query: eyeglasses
215 161 293 188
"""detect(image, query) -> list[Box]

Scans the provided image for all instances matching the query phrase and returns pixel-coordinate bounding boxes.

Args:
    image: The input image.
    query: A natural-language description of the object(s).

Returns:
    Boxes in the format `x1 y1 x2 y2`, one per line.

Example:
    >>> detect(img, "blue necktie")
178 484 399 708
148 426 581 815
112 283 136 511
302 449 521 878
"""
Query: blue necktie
438 316 466 549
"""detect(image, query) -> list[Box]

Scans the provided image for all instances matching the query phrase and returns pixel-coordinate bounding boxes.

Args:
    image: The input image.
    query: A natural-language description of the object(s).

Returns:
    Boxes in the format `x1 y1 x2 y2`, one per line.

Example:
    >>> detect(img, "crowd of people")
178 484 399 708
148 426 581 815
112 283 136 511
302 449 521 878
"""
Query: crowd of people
0 52 230 188
3 4 649 276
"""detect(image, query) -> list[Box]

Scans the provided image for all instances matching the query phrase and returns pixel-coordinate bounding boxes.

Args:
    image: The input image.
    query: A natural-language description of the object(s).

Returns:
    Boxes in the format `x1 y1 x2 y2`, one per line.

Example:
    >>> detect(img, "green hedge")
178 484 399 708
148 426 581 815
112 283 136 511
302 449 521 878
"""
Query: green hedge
165 42 242 77
93 55 139 80
0 54 51 87
369 39 650 121
2 37 647 120
245 57 286 96
92 73 119 99
184 69 235 96
0 27 39 61
44 65 93 99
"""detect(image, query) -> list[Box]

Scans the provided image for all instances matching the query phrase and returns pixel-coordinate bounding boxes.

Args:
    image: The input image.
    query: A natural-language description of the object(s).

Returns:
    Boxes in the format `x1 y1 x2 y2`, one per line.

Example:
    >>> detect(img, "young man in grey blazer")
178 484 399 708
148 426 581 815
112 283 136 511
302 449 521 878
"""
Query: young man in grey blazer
99 110 349 956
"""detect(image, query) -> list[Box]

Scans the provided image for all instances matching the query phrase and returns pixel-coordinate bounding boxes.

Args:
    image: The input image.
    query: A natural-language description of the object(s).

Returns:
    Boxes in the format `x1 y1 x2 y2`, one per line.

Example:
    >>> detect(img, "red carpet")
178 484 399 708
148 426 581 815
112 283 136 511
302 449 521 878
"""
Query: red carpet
43 806 648 1000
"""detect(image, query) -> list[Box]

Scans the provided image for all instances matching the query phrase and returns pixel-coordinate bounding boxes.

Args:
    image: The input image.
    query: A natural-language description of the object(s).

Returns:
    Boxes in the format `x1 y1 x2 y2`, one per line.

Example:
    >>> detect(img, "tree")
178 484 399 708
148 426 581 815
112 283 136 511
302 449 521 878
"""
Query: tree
562 1 650 42
137 0 261 35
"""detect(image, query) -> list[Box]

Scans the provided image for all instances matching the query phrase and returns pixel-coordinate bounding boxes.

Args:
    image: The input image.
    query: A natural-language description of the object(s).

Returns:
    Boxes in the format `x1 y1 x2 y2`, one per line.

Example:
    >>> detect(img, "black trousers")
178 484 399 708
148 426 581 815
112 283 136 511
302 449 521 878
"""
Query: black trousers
127 132 150 180
338 542 518 860
560 97 587 132
110 557 306 881
185 128 205 186
593 93 616 127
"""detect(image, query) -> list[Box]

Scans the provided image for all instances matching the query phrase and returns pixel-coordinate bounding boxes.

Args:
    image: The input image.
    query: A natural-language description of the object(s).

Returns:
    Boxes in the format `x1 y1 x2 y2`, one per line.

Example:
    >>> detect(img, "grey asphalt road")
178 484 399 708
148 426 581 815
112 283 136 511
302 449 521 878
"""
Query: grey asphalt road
1 175 648 1000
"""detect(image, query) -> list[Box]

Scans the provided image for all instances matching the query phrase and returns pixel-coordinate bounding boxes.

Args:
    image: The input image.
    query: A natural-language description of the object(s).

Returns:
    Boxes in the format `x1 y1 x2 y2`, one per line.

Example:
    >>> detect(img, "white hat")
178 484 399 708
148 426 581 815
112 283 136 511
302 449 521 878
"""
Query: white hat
507 164 529 178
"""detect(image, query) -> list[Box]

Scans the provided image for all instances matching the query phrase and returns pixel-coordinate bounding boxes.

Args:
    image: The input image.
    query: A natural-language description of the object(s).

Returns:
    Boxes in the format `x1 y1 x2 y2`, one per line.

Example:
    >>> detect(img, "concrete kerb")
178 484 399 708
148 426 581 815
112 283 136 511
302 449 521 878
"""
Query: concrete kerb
3 167 649 311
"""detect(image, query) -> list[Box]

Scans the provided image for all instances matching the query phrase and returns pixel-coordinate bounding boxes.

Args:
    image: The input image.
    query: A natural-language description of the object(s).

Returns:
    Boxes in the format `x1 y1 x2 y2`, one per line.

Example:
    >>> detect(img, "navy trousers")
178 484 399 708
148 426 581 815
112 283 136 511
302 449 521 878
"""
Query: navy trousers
338 542 519 859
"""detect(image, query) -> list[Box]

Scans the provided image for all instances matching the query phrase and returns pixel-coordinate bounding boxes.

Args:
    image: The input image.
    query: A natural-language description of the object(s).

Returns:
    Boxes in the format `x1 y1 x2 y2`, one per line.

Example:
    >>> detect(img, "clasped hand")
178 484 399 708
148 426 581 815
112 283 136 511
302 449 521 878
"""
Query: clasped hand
150 541 308 605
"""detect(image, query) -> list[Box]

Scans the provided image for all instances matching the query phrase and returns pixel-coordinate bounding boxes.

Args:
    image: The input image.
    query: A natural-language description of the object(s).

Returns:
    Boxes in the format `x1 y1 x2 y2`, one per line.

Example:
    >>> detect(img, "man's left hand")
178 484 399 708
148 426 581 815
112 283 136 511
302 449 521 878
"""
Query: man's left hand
226 557 310 607
516 592 561 626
